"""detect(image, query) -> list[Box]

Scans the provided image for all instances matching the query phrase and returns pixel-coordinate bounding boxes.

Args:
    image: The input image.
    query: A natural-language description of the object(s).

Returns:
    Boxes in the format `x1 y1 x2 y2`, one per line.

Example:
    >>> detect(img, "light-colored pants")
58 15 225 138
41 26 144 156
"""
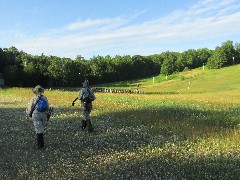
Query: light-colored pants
81 102 92 120
32 112 47 134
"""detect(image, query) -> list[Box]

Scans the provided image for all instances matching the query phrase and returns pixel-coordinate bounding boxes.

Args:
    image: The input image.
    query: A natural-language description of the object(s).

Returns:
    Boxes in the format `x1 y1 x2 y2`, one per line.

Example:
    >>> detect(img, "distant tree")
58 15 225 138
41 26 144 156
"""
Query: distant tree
0 48 4 72
131 55 143 78
234 42 240 64
104 55 117 82
75 55 85 61
2 47 25 86
47 56 64 86
90 55 113 83
207 40 234 69
160 51 178 75
197 48 212 66
3 46 20 67
221 40 234 66
207 47 226 69
161 58 175 75
178 49 199 69
76 60 91 84
18 53 48 86
112 55 132 81
3 65 23 86
148 54 164 66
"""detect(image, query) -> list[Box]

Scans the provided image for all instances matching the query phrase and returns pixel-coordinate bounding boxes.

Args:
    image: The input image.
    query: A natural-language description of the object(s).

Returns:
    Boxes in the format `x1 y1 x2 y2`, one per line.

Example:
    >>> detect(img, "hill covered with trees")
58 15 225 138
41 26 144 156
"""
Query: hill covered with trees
0 40 239 87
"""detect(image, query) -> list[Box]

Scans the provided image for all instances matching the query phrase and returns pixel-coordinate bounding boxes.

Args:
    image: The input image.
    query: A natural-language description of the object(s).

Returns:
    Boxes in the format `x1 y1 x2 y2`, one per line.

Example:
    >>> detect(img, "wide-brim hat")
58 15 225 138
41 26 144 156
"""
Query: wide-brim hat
32 85 44 95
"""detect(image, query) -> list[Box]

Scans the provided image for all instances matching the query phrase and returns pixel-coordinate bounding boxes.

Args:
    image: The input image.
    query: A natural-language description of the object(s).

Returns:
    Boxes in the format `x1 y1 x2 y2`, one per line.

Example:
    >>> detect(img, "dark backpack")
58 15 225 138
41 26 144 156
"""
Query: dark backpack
36 97 48 112
83 88 94 103
83 97 92 103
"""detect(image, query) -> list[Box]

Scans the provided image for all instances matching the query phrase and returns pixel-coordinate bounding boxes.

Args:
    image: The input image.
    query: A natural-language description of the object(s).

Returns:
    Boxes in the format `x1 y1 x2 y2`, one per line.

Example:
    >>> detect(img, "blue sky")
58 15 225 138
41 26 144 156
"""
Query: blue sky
0 0 240 59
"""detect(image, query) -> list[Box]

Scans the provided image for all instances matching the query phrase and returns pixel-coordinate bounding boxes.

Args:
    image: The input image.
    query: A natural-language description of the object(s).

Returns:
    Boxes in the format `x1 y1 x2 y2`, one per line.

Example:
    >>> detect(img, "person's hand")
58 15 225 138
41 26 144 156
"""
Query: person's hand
72 102 75 106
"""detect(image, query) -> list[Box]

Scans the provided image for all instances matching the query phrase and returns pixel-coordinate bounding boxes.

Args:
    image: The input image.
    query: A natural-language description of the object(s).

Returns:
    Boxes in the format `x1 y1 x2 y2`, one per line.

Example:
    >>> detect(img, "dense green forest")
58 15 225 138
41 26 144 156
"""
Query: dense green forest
0 40 239 87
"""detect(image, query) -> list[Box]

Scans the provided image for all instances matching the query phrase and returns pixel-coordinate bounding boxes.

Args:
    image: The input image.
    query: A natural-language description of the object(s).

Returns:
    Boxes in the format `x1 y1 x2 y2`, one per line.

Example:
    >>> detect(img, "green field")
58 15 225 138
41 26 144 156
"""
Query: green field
1 65 240 179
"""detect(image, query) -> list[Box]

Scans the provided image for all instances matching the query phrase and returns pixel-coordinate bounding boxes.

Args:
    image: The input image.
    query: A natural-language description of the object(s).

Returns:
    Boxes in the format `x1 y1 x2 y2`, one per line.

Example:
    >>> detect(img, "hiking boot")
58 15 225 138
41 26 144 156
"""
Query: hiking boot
86 119 94 132
81 120 87 129
37 133 44 149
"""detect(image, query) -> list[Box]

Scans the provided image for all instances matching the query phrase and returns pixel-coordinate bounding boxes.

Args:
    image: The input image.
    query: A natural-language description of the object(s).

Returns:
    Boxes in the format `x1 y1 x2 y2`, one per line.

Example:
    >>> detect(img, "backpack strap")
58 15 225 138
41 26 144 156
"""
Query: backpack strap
29 95 42 117
87 88 91 98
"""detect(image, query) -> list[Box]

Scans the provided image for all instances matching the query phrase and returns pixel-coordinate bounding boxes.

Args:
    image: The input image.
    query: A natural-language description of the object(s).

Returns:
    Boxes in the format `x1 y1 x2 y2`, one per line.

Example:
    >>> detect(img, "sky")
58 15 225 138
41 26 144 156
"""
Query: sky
0 0 240 60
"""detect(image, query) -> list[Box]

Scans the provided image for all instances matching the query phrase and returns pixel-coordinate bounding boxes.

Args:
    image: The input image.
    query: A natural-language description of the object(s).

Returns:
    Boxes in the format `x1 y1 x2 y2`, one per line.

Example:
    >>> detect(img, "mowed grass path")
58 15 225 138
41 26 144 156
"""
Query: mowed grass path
1 86 240 179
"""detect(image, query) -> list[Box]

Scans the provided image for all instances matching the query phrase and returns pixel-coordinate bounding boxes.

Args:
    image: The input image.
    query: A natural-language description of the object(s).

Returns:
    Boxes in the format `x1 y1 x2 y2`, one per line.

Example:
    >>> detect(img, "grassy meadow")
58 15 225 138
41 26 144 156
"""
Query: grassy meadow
1 65 240 179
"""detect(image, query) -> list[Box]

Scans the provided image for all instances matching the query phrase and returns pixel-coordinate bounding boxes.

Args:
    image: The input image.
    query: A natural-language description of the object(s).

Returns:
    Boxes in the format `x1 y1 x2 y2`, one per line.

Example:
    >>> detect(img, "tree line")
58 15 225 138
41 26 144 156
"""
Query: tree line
0 40 239 87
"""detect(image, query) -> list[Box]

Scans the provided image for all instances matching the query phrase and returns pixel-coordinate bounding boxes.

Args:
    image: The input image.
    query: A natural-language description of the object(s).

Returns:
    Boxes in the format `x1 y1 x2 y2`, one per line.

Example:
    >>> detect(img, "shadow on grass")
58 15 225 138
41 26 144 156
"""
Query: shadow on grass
90 154 240 179
0 106 240 179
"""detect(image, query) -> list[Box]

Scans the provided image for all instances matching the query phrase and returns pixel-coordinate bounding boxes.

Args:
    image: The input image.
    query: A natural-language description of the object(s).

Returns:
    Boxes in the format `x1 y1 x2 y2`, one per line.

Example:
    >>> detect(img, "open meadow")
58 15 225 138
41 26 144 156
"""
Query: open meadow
1 66 240 179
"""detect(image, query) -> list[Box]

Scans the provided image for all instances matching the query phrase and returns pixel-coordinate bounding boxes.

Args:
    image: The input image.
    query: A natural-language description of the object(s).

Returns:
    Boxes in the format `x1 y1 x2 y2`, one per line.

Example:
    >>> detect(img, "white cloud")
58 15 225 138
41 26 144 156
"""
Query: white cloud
65 19 105 30
13 0 240 59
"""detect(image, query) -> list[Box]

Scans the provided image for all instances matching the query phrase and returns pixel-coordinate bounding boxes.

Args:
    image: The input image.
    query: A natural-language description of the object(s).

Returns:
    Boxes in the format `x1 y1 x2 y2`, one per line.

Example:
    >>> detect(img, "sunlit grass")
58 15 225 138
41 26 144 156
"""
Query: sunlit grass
97 64 240 95
1 87 240 179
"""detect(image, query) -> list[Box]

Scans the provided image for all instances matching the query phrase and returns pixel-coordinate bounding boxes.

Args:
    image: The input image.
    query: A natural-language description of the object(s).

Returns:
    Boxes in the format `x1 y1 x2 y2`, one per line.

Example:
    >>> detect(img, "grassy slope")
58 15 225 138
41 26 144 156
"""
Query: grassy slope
96 64 240 94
